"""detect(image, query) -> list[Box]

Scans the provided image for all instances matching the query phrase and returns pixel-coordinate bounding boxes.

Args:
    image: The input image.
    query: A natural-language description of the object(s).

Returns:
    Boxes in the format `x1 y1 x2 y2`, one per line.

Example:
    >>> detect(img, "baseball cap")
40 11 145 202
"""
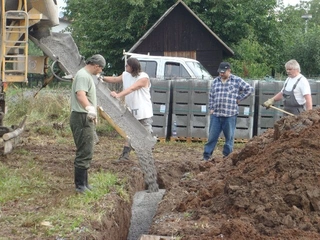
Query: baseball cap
217 62 231 73
86 54 106 68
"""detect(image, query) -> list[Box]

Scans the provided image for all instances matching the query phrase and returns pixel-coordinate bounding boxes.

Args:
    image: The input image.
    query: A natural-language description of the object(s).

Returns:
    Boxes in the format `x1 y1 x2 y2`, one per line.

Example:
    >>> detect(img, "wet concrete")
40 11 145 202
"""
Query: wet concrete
128 190 166 240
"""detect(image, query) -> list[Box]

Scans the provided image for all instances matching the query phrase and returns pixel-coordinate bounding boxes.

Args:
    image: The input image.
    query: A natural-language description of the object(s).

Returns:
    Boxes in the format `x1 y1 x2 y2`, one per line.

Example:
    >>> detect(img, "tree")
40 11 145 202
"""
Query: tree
64 0 173 74
227 35 271 79
274 0 320 77
63 0 320 78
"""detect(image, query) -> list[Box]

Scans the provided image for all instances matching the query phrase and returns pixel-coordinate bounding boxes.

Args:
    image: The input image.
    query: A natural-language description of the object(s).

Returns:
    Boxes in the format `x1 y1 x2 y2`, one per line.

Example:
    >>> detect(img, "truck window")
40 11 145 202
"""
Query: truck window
165 62 191 80
139 61 157 78
186 61 213 80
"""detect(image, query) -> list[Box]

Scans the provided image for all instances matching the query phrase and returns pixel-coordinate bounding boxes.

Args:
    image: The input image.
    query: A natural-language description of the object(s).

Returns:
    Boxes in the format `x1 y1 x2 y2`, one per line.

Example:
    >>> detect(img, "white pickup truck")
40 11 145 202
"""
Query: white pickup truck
124 52 213 80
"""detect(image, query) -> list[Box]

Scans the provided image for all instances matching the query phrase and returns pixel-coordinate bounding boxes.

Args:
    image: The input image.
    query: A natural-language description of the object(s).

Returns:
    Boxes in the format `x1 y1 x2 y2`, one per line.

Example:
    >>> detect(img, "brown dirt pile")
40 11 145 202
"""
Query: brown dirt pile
149 108 320 239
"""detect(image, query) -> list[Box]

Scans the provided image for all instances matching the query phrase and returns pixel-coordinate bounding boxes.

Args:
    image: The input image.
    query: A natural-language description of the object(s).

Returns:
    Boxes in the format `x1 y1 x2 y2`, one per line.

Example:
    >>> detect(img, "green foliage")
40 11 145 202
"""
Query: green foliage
184 0 278 45
228 36 271 79
64 0 172 75
63 0 320 78
285 26 320 78
28 41 44 56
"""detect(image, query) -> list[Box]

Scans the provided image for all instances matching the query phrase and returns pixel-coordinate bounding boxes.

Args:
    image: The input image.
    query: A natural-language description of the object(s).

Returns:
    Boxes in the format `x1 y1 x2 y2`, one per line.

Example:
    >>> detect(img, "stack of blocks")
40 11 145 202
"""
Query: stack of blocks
257 81 284 135
234 80 257 139
150 79 171 140
171 80 210 140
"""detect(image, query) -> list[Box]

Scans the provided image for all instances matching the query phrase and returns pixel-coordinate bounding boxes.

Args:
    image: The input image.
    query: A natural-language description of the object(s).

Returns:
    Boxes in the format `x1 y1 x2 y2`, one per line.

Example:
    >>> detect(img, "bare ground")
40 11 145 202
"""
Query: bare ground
1 108 320 239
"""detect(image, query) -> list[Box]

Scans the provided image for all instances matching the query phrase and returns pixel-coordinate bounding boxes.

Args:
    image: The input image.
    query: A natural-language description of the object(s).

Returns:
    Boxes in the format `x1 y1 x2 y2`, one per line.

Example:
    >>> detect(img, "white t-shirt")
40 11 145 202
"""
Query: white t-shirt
281 74 311 105
122 71 153 120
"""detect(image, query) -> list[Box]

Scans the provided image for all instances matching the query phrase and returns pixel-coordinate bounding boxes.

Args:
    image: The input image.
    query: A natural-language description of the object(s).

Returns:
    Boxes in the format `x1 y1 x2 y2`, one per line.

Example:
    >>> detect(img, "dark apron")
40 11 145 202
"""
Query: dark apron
283 77 304 115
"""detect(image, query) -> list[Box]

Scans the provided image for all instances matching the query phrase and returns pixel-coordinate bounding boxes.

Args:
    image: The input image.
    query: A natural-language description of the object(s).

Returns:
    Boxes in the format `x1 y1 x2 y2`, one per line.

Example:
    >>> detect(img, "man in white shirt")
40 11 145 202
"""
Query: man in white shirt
100 57 153 161
263 59 312 115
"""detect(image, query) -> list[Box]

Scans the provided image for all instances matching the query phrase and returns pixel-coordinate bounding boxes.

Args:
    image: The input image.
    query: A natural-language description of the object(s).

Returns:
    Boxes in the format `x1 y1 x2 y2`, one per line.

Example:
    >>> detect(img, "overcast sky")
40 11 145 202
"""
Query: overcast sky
57 0 66 9
283 0 300 6
56 0 305 11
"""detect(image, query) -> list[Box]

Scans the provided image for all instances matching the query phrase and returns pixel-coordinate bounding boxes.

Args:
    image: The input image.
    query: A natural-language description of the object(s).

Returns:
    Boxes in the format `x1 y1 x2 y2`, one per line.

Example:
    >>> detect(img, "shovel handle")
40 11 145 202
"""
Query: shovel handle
263 104 295 116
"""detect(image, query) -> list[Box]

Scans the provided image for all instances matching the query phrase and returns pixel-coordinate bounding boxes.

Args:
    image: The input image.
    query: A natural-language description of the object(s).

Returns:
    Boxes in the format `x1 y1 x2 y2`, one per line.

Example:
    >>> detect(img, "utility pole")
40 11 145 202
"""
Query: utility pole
301 13 312 33
300 0 312 33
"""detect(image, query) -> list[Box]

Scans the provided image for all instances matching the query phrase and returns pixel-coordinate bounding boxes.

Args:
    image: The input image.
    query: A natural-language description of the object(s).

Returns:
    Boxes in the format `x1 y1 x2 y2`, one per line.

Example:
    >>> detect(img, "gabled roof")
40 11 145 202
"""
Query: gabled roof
127 0 234 55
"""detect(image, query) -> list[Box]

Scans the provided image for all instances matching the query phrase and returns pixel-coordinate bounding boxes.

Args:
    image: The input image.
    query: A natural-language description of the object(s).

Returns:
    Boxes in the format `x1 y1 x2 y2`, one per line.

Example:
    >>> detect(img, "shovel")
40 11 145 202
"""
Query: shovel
262 104 295 116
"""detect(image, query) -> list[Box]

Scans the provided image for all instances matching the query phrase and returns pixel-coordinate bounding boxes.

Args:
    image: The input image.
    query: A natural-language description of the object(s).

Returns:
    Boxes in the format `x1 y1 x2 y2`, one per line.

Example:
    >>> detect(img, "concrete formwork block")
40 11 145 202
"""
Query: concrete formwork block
150 80 171 104
152 125 168 139
152 113 168 127
172 102 190 114
190 103 208 115
152 102 169 115
309 80 320 108
190 114 209 128
256 80 284 136
189 114 209 138
236 80 257 139
189 127 208 138
172 113 190 127
235 116 254 139
172 80 193 103
234 128 252 139
191 80 210 104
171 114 189 137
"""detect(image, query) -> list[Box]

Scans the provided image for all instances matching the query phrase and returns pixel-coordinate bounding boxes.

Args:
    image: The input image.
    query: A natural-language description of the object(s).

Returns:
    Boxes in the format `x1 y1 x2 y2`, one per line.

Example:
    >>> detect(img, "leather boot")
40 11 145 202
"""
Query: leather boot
74 167 88 193
117 146 131 161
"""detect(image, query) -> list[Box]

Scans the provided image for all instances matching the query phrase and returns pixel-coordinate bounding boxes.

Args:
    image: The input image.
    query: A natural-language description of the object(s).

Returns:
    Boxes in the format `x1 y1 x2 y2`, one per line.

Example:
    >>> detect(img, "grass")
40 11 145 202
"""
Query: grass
38 171 127 237
0 86 128 238
4 87 70 126
4 86 115 137
0 158 128 238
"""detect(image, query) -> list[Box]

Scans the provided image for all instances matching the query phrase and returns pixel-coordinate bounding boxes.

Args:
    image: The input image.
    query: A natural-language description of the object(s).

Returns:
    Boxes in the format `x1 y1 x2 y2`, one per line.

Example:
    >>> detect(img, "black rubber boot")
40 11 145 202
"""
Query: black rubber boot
84 169 93 191
74 167 88 194
117 146 131 161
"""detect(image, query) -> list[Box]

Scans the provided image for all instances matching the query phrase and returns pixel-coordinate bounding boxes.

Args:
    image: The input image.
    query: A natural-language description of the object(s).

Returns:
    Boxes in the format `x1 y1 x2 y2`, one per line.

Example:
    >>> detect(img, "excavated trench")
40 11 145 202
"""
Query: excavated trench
92 168 166 240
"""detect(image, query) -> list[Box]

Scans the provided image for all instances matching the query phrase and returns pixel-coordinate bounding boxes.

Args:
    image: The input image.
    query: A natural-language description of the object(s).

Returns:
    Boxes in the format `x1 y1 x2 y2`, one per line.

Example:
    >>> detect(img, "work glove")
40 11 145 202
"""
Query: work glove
263 98 275 109
85 105 97 121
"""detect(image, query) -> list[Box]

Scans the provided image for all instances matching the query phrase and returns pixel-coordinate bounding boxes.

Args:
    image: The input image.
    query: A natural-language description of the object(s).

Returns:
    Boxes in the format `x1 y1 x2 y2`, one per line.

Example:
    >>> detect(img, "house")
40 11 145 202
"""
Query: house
127 0 234 77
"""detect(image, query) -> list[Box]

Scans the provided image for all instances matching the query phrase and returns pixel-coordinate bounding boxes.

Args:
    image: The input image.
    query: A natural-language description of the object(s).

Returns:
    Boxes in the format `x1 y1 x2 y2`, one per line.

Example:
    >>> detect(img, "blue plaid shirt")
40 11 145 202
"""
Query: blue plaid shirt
209 74 254 117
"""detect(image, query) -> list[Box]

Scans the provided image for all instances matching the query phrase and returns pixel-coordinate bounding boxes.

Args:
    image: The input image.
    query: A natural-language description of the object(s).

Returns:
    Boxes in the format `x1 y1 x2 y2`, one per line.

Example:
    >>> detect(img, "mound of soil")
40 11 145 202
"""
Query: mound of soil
150 108 320 239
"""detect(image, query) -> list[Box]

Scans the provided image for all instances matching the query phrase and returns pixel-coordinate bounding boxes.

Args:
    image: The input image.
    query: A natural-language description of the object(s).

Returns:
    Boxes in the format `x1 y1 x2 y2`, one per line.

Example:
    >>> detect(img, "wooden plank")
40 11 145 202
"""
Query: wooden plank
140 235 176 240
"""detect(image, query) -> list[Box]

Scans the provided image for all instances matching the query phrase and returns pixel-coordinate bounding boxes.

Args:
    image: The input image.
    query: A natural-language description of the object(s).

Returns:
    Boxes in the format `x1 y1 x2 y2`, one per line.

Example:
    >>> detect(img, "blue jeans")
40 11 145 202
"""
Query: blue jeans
203 115 237 160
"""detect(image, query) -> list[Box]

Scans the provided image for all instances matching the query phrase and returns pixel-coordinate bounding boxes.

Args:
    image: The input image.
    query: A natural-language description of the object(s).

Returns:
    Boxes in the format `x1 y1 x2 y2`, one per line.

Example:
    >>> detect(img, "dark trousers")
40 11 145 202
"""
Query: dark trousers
70 111 94 169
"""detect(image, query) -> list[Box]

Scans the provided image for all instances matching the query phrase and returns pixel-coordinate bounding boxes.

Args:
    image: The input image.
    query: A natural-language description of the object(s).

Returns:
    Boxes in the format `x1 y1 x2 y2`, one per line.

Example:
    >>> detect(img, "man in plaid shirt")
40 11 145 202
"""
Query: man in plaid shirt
202 62 254 161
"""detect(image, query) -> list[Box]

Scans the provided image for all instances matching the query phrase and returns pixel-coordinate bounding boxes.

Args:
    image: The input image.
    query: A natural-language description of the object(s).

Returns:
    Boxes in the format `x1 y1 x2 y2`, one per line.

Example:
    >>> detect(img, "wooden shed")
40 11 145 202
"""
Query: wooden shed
127 0 234 77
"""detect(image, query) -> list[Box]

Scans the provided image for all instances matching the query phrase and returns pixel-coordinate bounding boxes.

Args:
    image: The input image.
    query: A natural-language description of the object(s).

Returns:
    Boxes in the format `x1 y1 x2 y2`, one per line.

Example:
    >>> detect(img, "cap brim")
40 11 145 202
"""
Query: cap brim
218 68 230 73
